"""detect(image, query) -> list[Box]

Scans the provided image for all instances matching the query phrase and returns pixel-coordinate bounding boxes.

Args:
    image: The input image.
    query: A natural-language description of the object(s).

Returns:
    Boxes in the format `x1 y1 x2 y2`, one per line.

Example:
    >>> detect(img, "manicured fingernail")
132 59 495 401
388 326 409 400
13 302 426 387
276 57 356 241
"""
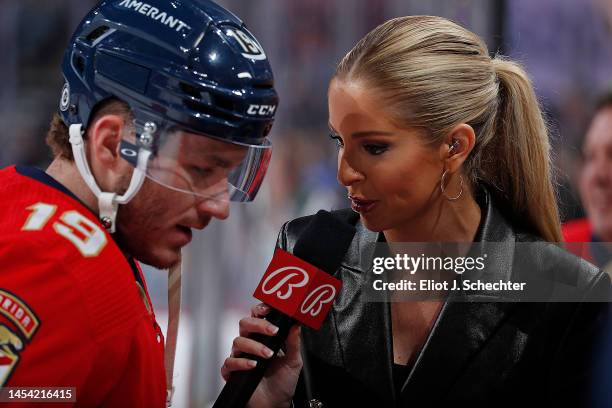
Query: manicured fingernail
248 360 257 367
268 325 279 335
263 347 274 358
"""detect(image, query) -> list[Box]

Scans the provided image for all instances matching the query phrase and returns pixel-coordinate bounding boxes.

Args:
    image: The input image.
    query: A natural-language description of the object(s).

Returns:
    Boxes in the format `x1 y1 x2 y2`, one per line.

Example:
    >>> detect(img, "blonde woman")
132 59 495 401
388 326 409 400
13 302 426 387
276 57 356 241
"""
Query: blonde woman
222 16 611 407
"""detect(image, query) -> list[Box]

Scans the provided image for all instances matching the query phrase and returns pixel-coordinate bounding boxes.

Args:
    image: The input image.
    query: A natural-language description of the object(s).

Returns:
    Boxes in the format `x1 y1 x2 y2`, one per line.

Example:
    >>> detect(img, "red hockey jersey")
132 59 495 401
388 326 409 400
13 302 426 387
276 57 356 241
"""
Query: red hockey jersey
0 165 166 407
562 218 594 263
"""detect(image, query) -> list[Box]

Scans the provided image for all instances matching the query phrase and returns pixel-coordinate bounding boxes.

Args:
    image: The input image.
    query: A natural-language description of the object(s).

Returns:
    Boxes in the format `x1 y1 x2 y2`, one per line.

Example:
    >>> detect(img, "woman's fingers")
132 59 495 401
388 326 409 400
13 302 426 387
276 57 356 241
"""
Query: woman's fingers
238 316 279 338
283 325 302 368
250 303 271 318
221 324 303 382
221 356 258 382
221 304 295 382
221 331 279 381
230 336 275 360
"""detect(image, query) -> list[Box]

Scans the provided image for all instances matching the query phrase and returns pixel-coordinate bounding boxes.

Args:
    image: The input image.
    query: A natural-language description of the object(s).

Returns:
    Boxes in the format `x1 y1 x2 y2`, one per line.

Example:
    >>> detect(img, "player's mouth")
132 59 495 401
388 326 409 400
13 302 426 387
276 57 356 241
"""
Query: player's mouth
348 195 378 214
174 225 193 245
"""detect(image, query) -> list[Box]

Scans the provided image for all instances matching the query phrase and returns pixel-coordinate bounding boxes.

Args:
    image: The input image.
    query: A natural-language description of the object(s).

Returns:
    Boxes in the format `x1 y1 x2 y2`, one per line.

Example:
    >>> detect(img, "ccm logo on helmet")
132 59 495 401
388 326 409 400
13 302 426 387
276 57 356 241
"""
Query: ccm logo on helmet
117 0 191 33
247 104 276 116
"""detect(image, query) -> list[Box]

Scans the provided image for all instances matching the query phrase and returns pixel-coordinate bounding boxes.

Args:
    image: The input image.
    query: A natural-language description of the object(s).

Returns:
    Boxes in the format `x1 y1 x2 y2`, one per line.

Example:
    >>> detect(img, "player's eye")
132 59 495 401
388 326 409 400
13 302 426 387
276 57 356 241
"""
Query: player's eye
190 166 214 177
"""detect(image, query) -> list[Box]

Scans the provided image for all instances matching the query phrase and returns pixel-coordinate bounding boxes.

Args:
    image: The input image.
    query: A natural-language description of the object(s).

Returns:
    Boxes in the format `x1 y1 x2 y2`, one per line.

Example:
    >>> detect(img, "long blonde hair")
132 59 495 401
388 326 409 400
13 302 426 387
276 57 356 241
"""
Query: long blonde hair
335 16 562 242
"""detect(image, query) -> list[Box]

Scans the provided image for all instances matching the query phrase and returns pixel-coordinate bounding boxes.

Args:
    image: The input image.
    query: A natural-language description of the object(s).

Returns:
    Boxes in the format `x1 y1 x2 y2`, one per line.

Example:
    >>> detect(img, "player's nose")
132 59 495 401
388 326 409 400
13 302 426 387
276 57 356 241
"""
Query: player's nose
196 197 230 220
194 180 230 220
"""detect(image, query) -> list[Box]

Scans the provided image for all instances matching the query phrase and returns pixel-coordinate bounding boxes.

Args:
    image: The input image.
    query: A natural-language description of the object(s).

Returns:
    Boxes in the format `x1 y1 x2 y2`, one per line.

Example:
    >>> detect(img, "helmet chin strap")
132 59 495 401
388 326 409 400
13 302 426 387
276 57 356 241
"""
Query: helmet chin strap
69 124 151 233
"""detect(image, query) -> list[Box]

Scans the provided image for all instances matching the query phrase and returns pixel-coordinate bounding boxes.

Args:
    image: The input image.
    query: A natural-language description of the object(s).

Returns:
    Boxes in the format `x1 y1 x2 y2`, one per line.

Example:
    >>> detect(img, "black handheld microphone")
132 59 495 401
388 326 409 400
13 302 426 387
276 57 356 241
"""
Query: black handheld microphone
213 210 356 408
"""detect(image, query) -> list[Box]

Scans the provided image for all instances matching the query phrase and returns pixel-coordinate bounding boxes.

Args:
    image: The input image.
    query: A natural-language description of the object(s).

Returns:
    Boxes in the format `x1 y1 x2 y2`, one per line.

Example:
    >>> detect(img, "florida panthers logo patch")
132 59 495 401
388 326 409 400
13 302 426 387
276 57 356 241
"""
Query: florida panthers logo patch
0 325 22 386
0 290 39 386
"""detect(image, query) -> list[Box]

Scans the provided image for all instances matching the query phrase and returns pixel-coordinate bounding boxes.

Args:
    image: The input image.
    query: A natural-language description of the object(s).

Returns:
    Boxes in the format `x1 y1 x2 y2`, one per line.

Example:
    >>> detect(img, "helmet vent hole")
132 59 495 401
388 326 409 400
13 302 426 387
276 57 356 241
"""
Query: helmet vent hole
214 96 234 111
86 26 111 42
184 100 235 122
252 80 274 89
179 82 203 99
73 54 85 75
179 82 235 112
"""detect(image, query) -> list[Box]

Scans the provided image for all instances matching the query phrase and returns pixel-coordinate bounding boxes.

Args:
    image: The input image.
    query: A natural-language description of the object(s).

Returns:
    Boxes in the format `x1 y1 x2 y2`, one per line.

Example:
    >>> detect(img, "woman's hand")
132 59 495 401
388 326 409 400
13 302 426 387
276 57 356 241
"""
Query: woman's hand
221 303 302 408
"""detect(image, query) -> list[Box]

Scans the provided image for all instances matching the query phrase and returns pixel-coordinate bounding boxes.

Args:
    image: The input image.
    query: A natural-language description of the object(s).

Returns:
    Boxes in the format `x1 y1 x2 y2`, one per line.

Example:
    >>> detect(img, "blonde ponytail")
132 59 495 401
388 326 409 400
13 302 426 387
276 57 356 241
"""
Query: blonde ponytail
486 58 562 242
335 16 563 242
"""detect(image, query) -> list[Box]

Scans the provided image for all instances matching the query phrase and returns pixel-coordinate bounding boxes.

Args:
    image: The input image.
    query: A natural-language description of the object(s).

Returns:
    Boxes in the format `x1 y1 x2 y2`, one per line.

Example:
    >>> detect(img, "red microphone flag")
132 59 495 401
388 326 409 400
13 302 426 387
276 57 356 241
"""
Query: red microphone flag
253 248 342 330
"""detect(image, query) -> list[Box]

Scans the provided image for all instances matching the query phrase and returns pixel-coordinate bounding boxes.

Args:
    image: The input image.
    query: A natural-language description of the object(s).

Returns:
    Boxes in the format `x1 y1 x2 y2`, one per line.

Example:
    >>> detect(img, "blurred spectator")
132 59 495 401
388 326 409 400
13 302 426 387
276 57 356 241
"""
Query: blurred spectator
563 92 612 273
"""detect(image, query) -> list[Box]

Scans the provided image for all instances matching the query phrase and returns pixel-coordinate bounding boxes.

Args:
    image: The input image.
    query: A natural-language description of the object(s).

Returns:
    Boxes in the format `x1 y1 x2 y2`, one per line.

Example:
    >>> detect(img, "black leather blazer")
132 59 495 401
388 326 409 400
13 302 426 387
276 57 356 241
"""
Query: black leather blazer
276 189 611 407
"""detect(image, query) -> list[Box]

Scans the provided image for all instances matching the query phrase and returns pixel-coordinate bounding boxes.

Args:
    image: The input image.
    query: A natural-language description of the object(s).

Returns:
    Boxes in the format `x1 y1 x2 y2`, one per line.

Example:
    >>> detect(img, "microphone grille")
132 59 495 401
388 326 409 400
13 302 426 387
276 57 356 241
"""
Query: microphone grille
293 210 357 274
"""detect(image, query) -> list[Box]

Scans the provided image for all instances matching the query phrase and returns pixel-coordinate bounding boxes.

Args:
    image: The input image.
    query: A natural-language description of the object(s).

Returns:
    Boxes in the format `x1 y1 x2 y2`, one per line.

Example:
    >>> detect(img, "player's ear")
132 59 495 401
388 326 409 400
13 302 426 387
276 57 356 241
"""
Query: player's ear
88 114 125 168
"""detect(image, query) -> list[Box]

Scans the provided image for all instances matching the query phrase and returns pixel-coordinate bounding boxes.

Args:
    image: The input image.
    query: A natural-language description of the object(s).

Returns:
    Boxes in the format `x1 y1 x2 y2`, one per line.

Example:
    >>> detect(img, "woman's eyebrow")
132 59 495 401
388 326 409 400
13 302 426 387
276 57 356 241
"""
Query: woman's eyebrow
327 122 394 139
350 130 394 138
328 122 394 138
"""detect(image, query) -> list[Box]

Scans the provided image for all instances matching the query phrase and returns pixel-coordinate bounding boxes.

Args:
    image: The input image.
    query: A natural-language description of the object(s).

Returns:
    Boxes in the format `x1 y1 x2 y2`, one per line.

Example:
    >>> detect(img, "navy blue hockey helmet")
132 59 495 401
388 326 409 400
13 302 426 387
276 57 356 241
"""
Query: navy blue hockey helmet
59 0 278 204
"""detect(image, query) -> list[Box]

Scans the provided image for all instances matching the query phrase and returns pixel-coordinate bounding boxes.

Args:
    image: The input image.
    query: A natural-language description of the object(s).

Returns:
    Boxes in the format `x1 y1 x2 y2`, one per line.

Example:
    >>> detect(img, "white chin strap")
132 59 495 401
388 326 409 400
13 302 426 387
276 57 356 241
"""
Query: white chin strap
69 124 151 233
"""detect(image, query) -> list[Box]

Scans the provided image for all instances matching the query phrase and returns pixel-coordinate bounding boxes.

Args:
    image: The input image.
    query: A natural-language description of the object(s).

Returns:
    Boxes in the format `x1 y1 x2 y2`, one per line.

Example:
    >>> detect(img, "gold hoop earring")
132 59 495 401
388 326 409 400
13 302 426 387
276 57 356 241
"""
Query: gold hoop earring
440 170 463 201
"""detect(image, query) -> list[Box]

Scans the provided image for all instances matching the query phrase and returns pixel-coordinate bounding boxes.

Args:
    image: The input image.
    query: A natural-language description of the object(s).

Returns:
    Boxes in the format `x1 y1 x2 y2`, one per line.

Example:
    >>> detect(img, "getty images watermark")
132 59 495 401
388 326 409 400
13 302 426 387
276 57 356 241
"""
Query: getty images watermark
360 242 612 302
372 252 525 292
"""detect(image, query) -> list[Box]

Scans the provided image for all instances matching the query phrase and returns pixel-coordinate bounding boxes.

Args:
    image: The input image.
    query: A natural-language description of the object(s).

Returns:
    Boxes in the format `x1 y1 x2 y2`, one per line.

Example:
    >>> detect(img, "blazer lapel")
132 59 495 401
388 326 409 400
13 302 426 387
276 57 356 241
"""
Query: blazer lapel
333 222 397 406
399 187 520 404
398 297 517 403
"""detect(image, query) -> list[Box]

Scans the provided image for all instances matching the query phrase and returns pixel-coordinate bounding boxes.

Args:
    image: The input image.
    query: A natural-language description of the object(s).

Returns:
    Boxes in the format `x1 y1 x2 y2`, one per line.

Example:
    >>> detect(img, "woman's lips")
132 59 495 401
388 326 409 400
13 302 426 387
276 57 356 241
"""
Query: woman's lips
349 196 378 214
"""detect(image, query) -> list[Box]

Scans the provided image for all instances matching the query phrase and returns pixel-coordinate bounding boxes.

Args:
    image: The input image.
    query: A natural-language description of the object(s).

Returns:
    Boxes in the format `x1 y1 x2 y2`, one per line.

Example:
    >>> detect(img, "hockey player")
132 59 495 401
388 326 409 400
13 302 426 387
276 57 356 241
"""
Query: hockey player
0 0 277 406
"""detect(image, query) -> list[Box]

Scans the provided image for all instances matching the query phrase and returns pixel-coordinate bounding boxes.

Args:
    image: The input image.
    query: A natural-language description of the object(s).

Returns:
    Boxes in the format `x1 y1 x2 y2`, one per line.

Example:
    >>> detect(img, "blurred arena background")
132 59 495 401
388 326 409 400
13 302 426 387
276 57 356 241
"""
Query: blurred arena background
1 0 611 406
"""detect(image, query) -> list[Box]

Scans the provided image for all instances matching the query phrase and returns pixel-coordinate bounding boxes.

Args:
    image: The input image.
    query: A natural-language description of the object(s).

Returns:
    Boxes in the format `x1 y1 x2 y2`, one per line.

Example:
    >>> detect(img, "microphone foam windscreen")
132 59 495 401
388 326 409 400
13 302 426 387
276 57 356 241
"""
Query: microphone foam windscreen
292 210 357 274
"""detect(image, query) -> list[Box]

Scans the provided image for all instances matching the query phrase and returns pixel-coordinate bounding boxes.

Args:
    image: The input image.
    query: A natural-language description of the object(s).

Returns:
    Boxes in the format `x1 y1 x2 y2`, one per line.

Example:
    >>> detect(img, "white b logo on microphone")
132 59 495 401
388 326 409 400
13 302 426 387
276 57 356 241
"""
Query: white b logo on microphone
300 284 336 317
262 266 309 300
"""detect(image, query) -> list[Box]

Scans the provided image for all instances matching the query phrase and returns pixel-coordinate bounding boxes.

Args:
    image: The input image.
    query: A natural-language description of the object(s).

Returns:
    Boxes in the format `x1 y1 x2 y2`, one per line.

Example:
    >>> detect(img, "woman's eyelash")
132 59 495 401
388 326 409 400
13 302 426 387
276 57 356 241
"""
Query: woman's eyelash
329 133 344 148
329 133 388 155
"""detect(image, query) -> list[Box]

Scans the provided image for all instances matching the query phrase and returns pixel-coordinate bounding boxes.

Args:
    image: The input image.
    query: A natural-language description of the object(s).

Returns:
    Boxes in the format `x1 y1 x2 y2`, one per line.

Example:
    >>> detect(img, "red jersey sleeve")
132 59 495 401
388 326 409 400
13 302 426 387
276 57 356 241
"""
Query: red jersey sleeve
0 166 166 407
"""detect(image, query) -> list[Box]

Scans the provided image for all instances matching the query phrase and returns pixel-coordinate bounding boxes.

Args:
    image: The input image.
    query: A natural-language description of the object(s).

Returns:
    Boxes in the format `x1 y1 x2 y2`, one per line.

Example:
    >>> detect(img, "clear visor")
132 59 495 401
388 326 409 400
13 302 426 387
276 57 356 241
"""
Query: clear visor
121 126 272 202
